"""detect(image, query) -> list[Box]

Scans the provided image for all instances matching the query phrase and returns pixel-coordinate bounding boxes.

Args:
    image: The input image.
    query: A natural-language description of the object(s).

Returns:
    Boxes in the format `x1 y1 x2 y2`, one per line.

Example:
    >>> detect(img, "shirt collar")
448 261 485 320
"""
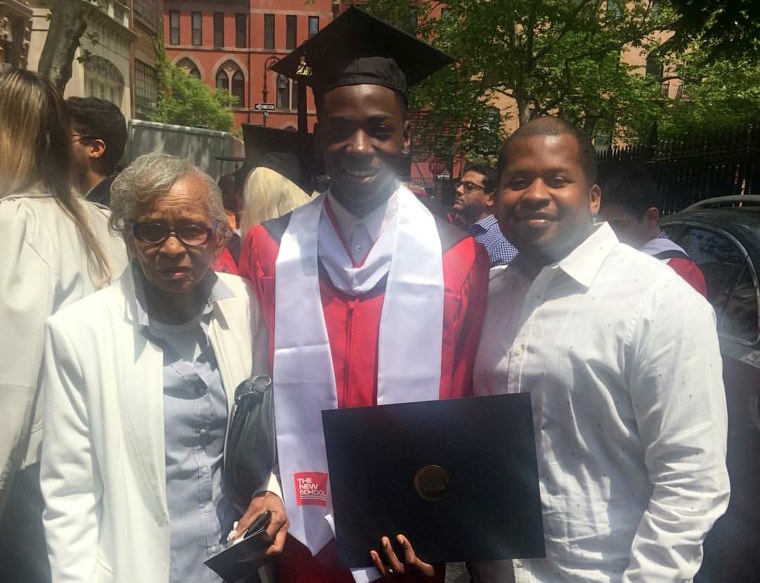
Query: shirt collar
468 214 497 233
555 222 619 288
131 262 233 329
510 222 618 289
326 185 399 244
84 182 99 199
476 214 497 228
639 234 685 256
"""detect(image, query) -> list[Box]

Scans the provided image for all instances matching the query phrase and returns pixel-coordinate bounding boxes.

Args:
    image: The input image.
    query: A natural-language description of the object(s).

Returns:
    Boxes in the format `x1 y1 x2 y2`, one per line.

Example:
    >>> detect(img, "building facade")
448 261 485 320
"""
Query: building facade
163 0 335 131
6 0 162 122
26 0 135 118
132 0 163 119
0 0 32 72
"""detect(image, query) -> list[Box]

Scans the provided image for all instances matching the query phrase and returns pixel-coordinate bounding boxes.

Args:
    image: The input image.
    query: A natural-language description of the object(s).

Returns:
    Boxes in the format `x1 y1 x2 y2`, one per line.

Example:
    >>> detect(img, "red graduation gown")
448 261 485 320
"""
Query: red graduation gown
213 245 239 275
665 257 708 297
240 213 489 583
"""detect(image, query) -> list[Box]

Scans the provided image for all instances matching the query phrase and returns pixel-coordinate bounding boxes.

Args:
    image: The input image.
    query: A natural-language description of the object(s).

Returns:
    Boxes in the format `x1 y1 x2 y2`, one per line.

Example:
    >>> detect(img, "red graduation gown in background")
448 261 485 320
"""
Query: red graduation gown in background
664 257 708 297
240 212 489 583
213 245 239 275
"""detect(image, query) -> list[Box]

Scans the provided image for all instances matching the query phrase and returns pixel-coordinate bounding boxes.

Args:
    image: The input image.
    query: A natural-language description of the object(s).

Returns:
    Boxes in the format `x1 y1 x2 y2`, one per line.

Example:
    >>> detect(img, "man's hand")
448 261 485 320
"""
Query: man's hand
370 534 435 580
234 491 289 555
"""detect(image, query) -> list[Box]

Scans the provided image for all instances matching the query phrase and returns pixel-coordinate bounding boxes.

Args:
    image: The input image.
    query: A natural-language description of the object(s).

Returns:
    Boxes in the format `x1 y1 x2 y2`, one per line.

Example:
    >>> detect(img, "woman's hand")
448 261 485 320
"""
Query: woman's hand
234 491 289 555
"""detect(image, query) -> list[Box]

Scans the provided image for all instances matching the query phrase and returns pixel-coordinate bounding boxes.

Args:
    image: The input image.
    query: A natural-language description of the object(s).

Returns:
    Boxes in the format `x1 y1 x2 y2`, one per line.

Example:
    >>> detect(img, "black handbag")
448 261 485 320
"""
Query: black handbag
225 375 277 513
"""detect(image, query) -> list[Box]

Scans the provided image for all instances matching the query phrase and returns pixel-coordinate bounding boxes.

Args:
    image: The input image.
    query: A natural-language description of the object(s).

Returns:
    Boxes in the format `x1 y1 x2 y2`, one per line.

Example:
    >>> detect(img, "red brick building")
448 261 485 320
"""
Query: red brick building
163 0 335 131
163 0 451 190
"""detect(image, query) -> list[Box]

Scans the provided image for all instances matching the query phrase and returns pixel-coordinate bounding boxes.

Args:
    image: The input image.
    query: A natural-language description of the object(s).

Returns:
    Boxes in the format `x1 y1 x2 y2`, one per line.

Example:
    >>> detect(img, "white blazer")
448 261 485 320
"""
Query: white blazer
40 269 274 583
0 192 127 510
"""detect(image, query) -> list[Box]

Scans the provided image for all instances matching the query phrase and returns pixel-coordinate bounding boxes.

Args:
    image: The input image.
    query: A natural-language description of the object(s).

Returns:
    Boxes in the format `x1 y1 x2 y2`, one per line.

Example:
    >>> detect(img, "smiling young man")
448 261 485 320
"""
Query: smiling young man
472 117 729 582
239 8 489 583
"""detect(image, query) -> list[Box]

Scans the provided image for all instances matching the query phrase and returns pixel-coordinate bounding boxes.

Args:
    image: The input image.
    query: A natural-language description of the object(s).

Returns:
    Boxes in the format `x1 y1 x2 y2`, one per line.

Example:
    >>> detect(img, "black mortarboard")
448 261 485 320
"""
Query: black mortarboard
241 125 321 193
271 6 453 98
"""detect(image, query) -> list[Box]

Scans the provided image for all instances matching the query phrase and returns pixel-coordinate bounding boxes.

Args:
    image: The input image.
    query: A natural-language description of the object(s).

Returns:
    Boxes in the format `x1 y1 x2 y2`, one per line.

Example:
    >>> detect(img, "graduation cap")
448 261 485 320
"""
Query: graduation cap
271 6 453 100
241 124 321 193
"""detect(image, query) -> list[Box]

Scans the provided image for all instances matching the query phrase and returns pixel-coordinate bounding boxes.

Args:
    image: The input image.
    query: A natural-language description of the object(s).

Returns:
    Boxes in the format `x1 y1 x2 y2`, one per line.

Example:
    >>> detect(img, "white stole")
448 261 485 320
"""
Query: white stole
273 185 444 561
639 235 688 261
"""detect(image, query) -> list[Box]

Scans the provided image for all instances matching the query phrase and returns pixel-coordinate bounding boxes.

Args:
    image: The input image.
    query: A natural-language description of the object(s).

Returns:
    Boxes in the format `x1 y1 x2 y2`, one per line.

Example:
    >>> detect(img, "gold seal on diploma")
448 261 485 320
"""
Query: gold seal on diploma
414 465 449 501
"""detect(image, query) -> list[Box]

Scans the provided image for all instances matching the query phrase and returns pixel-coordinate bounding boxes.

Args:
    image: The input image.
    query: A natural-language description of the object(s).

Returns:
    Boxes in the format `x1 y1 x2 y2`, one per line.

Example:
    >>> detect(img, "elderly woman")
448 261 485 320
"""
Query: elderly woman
40 153 287 582
0 70 127 582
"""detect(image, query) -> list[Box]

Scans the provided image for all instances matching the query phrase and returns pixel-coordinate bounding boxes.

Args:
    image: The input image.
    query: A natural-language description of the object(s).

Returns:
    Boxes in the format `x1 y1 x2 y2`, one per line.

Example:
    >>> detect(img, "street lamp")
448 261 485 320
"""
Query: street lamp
261 56 279 127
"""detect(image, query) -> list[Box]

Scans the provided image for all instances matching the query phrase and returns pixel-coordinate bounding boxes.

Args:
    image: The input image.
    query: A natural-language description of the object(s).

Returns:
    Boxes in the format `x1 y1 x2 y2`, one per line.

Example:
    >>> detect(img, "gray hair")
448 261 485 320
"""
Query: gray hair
109 153 230 243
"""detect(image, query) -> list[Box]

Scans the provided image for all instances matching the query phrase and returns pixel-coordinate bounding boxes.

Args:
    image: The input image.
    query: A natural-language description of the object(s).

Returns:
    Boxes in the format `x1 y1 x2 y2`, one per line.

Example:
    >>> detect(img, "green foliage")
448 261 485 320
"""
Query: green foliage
364 0 675 157
666 0 760 63
362 0 760 156
460 0 674 136
75 31 101 64
152 42 236 132
655 48 760 140
361 0 418 34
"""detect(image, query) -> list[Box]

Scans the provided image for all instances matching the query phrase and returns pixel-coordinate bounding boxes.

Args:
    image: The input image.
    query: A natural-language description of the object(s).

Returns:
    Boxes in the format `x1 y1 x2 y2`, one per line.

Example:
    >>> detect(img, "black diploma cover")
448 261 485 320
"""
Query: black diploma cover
322 393 545 568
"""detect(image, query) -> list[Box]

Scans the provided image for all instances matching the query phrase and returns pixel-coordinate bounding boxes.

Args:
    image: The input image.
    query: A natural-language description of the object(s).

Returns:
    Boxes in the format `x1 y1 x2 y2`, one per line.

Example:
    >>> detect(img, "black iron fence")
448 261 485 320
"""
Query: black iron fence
598 124 760 214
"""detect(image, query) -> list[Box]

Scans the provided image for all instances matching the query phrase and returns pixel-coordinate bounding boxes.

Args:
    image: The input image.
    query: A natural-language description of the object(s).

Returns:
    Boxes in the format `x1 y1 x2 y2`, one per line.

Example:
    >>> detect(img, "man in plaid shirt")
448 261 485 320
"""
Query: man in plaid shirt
452 163 518 266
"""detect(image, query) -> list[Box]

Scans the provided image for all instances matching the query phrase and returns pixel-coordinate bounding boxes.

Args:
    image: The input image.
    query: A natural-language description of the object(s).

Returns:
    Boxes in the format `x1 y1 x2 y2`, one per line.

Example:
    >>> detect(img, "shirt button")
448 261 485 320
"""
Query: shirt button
201 466 209 475
204 504 213 513
198 428 210 446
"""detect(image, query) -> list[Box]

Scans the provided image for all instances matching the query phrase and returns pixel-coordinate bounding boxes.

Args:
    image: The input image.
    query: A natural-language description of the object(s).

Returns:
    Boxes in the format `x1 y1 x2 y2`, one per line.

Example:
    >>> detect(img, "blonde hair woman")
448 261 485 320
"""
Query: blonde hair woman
0 70 127 582
239 165 311 235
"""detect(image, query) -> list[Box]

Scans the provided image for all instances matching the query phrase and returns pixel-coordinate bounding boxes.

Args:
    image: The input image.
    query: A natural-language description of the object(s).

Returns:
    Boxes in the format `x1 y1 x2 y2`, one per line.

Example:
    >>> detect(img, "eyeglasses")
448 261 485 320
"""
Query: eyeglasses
71 134 97 143
455 180 486 193
132 222 214 247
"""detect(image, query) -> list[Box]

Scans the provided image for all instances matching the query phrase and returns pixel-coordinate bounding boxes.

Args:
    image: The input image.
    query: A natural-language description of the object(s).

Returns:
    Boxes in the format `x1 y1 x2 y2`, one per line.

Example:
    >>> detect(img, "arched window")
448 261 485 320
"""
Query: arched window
216 69 228 91
216 61 245 106
232 70 245 102
177 58 201 79
84 56 124 107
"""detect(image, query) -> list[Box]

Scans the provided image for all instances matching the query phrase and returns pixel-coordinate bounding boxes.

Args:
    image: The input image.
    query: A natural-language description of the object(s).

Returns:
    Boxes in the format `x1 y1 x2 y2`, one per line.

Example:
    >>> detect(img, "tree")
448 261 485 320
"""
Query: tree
38 0 88 91
656 47 760 140
360 0 418 34
152 43 237 132
364 0 674 158
665 0 760 63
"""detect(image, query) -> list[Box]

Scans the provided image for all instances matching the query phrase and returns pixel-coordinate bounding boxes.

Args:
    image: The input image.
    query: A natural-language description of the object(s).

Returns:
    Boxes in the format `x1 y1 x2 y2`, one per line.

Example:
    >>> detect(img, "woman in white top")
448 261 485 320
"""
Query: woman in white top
0 69 127 582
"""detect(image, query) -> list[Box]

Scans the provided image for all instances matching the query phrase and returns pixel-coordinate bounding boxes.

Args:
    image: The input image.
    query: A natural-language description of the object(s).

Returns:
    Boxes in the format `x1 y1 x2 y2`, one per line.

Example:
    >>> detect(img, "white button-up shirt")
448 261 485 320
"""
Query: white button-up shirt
326 189 398 265
473 223 729 583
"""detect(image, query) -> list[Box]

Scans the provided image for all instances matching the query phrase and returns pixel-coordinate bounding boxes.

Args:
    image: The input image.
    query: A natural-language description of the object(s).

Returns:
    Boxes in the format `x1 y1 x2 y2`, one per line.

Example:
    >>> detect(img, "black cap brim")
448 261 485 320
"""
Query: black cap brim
241 124 320 193
215 156 246 162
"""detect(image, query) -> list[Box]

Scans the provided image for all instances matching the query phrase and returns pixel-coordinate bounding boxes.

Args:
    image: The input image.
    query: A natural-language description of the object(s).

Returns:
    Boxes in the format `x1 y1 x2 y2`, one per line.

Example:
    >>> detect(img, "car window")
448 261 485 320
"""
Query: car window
723 263 759 343
664 224 760 344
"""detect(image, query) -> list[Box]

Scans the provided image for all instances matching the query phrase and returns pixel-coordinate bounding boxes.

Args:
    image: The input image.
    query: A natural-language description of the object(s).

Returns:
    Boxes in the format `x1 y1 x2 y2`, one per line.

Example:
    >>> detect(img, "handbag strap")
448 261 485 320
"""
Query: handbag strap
235 375 272 406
